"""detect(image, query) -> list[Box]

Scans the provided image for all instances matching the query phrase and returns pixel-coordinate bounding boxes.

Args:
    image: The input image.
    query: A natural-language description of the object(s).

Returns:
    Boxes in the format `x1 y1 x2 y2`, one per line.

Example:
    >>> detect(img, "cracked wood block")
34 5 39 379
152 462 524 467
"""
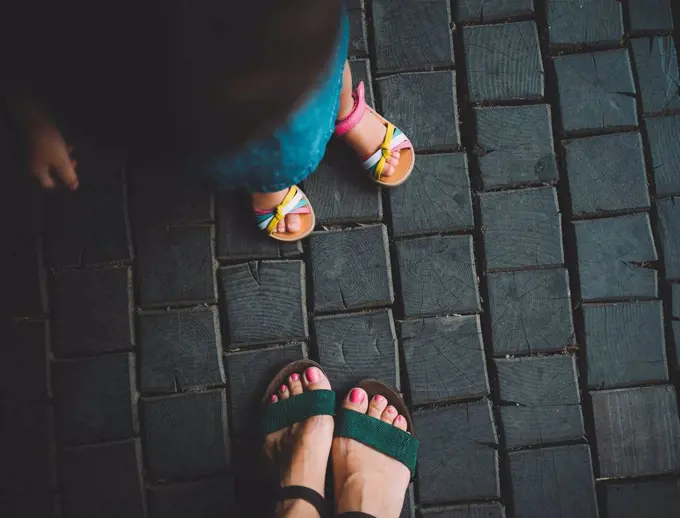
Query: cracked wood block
216 191 302 261
456 0 533 22
148 477 235 518
480 187 564 270
415 401 500 504
142 390 231 481
475 104 558 188
592 385 680 477
396 235 480 318
656 198 680 280
672 283 680 318
646 115 680 196
54 353 138 445
310 225 393 312
510 445 598 518
628 0 673 32
574 214 658 300
488 268 574 355
632 36 680 115
315 310 398 393
388 153 474 236
554 49 637 132
602 478 680 518
496 355 584 448
220 260 308 346
61 440 145 518
348 9 368 57
225 343 306 435
3 320 50 401
373 0 454 73
564 132 649 215
584 301 667 389
138 307 225 393
463 21 544 102
400 315 489 405
377 71 461 151
547 0 623 47
421 503 506 518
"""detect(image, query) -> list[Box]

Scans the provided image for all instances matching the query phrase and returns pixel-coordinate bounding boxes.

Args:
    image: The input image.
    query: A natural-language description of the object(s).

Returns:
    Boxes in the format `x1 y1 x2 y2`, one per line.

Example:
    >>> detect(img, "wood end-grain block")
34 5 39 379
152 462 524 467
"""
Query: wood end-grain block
628 0 674 32
54 353 137 445
510 445 598 518
672 283 680 318
9 234 45 319
496 355 584 447
547 0 623 46
656 198 680 280
0 494 59 518
555 50 637 132
565 132 649 215
225 343 306 435
401 315 489 404
456 0 533 22
310 225 393 312
388 153 474 236
480 187 564 269
138 307 225 393
136 224 217 306
646 115 680 196
585 301 667 388
488 268 574 355
142 390 230 480
373 0 454 73
0 405 56 492
216 191 302 261
129 166 213 226
348 59 376 106
632 36 680 115
575 214 658 300
675 322 680 368
377 71 461 151
475 104 558 188
421 502 506 518
415 402 499 504
221 260 308 345
315 310 398 393
52 267 133 356
592 385 680 477
463 21 543 102
396 235 480 318
2 320 50 401
61 440 145 518
46 183 130 267
348 9 368 57
148 478 235 518
602 478 680 518
304 142 382 224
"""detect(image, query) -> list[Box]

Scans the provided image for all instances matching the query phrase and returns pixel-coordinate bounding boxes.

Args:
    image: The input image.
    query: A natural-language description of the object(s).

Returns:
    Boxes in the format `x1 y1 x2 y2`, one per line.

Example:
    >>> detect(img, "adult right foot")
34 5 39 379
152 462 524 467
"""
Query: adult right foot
332 387 411 518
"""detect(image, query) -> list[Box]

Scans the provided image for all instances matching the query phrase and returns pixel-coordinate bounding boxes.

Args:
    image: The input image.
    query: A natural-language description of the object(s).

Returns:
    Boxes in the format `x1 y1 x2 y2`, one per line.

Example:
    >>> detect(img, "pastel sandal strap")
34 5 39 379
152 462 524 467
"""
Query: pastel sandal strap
254 186 310 234
261 390 336 435
335 408 419 477
335 81 367 137
362 125 412 181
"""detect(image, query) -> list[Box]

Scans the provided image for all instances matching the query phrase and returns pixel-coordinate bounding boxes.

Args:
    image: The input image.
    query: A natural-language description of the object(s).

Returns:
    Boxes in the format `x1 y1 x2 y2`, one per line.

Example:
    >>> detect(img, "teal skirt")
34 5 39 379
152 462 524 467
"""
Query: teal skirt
195 11 350 193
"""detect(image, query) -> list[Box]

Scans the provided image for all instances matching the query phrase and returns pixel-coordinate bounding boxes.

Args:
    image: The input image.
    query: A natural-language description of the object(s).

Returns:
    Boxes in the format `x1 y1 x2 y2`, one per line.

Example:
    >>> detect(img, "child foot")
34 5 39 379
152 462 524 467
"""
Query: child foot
252 190 301 234
332 387 411 517
263 366 334 517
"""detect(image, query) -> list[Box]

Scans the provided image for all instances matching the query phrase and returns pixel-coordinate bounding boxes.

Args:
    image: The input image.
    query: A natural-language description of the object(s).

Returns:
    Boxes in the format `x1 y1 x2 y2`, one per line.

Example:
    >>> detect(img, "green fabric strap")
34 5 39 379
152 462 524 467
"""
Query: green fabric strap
335 409 419 476
262 390 336 434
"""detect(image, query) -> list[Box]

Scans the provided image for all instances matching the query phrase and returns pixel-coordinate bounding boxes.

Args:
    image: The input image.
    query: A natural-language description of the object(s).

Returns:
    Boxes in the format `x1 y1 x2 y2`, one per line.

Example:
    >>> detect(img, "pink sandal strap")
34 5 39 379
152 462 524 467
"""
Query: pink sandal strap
335 82 367 137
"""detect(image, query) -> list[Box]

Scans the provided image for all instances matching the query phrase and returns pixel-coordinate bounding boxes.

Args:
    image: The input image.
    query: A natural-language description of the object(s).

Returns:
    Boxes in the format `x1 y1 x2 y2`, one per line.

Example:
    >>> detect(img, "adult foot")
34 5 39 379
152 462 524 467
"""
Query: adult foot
264 366 334 517
252 189 301 234
332 387 411 517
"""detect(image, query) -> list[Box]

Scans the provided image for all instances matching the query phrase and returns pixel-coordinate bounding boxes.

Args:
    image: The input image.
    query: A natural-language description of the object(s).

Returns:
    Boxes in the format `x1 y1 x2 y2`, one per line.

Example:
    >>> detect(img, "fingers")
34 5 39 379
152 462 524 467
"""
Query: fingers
35 166 56 189
53 147 79 190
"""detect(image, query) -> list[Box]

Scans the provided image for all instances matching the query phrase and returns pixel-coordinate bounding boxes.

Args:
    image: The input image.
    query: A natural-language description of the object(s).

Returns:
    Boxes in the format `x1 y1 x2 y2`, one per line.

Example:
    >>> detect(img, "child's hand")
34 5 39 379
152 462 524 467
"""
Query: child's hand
27 123 78 190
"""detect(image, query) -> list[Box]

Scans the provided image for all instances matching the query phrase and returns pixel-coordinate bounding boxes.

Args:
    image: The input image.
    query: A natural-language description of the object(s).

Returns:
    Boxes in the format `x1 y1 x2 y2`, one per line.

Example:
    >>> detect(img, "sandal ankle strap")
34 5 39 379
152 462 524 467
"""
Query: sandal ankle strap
335 81 367 137
277 485 328 517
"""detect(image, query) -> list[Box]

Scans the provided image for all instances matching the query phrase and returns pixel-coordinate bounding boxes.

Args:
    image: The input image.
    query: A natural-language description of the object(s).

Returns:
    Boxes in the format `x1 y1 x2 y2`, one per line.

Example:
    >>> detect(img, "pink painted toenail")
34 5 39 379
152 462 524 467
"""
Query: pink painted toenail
387 406 396 413
290 373 300 381
374 395 385 404
305 367 320 383
280 384 287 392
349 388 364 404
396 415 405 423
271 394 278 402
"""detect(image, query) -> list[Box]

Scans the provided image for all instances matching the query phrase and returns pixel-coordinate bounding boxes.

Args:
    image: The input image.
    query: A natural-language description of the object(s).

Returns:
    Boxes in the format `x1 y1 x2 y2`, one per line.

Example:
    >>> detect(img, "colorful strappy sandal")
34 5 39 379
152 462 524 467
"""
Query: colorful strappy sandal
335 81 416 187
261 360 336 517
253 185 315 242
